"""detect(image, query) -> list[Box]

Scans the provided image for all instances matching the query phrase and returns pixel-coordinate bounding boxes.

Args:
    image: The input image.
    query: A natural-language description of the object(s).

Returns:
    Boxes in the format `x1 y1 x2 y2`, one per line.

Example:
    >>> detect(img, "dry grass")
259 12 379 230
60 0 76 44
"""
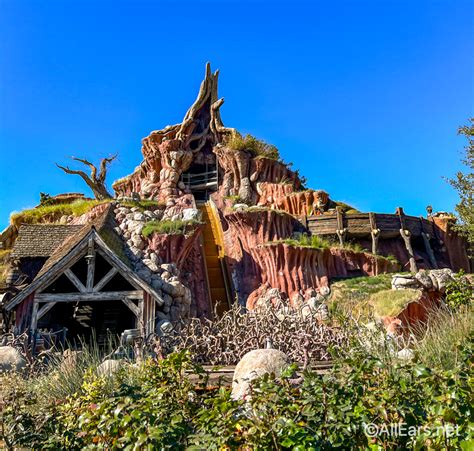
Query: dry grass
10 199 110 227
0 249 11 285
224 132 280 160
412 306 473 370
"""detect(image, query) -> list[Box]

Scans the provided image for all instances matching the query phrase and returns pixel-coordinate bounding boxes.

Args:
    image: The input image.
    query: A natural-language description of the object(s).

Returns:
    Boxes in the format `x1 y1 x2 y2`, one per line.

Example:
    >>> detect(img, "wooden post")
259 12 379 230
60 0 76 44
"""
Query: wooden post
400 229 418 273
369 213 380 255
30 300 39 355
86 238 96 292
396 207 417 272
335 207 347 246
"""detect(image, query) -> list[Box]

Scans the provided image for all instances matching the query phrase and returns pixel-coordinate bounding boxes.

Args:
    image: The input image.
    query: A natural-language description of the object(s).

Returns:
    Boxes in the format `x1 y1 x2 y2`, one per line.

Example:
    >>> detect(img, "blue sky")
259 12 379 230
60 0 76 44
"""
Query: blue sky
0 0 473 230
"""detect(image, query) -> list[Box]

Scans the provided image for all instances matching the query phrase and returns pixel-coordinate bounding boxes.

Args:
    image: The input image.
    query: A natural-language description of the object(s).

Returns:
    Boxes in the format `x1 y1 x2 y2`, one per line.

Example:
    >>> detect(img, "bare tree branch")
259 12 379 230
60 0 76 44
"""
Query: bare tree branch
55 155 116 200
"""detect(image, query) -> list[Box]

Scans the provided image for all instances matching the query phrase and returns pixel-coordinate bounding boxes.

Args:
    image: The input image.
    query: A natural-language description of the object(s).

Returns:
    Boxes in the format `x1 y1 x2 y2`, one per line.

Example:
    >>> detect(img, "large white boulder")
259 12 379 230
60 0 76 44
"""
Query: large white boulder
0 346 27 373
231 349 291 400
97 359 123 376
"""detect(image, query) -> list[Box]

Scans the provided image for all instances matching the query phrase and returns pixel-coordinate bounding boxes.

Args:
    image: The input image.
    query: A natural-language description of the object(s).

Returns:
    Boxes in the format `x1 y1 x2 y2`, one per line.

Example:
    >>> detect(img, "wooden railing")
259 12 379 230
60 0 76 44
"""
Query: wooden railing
304 208 440 272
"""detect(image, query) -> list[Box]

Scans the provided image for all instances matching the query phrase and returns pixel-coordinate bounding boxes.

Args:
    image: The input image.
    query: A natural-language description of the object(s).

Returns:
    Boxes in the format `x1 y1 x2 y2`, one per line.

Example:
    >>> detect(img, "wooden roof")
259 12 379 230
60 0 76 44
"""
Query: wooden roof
11 224 83 258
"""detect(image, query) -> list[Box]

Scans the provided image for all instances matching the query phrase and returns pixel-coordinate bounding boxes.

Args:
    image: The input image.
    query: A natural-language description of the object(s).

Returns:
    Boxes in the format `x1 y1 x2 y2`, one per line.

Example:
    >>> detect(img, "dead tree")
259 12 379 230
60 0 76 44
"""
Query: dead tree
56 155 117 200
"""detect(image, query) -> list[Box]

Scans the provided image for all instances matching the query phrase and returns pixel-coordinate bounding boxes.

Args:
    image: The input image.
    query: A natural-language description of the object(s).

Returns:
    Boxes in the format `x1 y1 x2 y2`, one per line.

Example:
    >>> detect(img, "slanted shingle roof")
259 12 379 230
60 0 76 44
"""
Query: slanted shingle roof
36 203 130 278
11 224 83 258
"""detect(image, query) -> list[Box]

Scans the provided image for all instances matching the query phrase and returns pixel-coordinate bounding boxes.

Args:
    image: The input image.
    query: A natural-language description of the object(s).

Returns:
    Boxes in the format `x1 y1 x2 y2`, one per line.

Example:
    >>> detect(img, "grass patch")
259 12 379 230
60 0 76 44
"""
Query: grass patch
413 306 473 370
224 132 280 161
281 234 333 249
10 199 110 227
368 288 421 317
142 219 201 237
329 274 394 317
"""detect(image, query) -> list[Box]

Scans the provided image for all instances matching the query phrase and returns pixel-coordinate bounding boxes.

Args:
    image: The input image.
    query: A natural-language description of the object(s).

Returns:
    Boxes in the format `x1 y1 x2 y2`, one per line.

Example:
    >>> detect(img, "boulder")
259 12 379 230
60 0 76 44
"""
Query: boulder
0 346 27 372
231 349 291 400
156 319 174 336
182 208 200 221
97 359 122 376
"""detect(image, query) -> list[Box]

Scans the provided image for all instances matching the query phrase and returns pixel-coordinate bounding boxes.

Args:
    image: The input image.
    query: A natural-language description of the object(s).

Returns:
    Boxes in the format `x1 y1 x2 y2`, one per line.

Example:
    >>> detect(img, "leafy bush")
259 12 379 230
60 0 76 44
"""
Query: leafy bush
445 270 473 311
1 333 472 449
142 219 201 237
225 132 280 161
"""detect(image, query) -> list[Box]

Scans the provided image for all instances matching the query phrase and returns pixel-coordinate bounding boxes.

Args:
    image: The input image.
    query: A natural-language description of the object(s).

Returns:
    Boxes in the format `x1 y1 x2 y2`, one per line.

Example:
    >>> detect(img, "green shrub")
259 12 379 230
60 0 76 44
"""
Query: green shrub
445 270 473 311
225 132 280 160
1 339 472 449
142 219 201 237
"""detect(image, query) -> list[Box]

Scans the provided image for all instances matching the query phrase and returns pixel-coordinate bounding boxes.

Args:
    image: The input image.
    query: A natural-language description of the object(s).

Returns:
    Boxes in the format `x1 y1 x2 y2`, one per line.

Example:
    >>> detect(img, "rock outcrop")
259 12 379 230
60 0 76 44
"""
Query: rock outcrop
231 349 291 400
0 346 26 372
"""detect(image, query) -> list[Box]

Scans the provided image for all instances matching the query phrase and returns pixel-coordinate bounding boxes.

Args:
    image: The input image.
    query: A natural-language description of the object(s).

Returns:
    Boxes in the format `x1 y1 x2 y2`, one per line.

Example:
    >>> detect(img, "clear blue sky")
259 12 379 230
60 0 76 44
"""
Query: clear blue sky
1 0 473 230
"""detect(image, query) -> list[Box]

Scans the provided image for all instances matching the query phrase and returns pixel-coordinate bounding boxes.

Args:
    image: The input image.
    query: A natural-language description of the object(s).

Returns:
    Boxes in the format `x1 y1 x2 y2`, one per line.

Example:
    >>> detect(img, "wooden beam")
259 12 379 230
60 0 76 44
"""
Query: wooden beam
30 300 39 334
86 238 96 292
369 213 380 255
64 269 86 293
93 267 118 292
399 229 418 273
37 302 57 321
35 290 143 303
122 297 140 317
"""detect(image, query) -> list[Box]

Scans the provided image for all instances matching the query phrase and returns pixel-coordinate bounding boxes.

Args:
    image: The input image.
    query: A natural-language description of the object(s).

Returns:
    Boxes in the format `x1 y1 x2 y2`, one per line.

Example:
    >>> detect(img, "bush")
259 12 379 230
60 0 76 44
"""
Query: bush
445 270 473 311
142 219 201 237
1 335 472 449
225 132 280 161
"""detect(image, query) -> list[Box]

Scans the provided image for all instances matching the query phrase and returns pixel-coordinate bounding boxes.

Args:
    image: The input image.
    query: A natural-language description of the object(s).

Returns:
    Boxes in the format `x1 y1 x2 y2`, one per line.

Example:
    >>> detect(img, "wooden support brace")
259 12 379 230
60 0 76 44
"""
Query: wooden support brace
122 297 140 317
369 213 380 255
94 267 118 292
399 229 418 273
335 207 346 246
37 302 57 321
65 269 87 293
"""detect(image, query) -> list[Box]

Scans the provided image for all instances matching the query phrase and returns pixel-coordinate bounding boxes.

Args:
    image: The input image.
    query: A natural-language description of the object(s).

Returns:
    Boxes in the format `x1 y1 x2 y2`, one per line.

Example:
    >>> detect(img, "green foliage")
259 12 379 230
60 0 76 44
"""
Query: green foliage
445 270 473 311
1 334 472 449
449 118 474 246
10 199 109 227
280 234 371 255
141 219 201 237
39 192 53 206
225 132 280 160
281 234 333 249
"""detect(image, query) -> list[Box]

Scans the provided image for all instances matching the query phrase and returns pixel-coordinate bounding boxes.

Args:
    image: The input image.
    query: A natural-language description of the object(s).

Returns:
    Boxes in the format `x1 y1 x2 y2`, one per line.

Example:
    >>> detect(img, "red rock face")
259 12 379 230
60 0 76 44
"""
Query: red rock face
431 216 471 272
249 243 398 306
256 184 331 216
146 227 211 318
222 209 303 303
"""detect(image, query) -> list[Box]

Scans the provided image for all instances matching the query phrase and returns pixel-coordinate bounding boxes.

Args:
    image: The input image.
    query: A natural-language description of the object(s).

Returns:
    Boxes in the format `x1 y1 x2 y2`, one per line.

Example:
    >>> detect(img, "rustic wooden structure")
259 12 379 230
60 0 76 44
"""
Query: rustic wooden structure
306 208 442 270
4 206 163 349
